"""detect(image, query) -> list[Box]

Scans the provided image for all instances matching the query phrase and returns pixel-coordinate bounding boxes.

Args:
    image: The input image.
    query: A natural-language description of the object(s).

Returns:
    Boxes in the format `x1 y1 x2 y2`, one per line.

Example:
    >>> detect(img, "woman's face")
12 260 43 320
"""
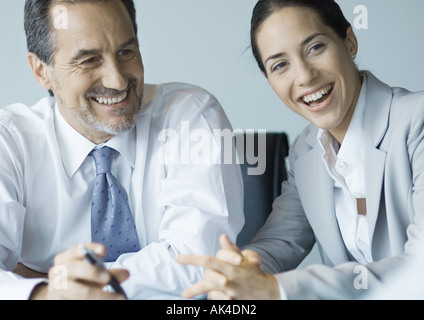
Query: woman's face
257 7 361 142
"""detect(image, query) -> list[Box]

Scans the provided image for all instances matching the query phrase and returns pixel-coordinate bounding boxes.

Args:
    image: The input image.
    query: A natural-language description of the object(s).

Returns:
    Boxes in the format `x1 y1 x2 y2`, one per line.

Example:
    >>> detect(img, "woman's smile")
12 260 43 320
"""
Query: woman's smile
298 82 334 111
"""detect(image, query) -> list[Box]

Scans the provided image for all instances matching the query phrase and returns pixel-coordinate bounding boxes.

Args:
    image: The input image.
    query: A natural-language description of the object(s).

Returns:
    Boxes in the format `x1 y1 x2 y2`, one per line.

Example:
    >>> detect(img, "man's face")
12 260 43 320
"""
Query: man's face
47 0 144 143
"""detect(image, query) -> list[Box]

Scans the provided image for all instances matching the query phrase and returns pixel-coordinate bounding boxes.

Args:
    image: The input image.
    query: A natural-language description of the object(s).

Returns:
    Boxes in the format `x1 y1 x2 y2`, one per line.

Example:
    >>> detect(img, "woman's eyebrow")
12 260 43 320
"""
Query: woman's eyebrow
264 52 286 67
301 32 326 47
264 32 327 67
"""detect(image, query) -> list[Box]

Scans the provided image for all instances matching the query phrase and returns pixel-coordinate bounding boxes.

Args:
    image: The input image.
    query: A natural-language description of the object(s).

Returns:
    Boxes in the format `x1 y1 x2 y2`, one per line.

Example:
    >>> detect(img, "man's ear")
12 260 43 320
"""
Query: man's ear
27 53 53 91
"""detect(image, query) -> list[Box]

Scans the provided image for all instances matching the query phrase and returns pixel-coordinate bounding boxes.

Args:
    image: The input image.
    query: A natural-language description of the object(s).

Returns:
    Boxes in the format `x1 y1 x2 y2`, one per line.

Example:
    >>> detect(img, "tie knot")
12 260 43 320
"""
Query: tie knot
91 146 117 175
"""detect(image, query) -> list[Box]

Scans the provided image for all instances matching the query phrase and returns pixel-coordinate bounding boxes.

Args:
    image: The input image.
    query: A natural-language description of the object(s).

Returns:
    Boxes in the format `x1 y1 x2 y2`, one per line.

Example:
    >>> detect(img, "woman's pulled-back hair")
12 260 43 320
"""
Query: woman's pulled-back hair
250 0 351 73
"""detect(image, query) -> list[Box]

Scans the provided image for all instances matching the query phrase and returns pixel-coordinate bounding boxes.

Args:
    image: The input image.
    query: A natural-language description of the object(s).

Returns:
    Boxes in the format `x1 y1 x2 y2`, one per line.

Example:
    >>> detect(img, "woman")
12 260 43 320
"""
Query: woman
177 0 424 299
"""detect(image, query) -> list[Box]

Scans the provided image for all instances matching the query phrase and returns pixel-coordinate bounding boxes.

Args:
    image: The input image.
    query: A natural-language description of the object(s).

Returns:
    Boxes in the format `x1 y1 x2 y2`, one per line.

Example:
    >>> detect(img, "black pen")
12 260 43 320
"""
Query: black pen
81 246 127 299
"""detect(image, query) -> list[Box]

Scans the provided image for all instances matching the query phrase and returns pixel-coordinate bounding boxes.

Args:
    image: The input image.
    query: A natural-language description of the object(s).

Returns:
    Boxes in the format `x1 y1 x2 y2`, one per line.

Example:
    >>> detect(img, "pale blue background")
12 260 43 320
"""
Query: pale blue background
1 0 423 142
1 0 423 266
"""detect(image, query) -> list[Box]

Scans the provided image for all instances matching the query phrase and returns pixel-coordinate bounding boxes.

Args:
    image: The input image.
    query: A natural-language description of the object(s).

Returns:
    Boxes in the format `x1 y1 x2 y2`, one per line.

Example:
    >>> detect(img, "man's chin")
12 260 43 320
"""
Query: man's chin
92 117 137 136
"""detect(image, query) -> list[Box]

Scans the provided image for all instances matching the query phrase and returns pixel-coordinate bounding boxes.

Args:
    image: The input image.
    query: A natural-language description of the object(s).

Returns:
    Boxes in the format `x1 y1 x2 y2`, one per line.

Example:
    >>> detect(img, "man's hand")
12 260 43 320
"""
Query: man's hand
30 243 129 300
177 234 281 300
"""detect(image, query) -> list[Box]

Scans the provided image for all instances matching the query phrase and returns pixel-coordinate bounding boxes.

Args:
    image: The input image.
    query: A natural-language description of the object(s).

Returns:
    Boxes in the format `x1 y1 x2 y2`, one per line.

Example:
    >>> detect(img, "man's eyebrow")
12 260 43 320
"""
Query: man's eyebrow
117 37 139 50
70 49 101 63
263 32 326 67
70 38 139 63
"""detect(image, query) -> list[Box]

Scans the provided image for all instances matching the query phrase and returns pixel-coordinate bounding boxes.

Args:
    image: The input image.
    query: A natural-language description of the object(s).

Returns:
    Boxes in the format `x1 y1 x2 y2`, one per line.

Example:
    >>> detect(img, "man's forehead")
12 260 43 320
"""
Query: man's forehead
51 0 132 37
46 0 138 62
50 0 123 26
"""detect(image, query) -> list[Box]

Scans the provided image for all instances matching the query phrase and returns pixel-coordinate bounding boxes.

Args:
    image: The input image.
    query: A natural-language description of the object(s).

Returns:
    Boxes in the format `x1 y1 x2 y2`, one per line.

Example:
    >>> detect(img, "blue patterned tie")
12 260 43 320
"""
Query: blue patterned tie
90 146 140 262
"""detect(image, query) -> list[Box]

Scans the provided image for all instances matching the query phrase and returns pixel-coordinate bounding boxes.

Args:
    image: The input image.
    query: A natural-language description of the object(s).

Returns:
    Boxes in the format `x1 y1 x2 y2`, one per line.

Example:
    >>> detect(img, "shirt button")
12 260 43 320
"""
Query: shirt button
338 161 347 169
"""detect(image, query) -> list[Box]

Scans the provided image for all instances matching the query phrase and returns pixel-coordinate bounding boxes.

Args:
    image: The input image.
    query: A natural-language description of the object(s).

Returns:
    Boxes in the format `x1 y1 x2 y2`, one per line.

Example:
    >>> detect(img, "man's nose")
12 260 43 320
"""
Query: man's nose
101 59 128 92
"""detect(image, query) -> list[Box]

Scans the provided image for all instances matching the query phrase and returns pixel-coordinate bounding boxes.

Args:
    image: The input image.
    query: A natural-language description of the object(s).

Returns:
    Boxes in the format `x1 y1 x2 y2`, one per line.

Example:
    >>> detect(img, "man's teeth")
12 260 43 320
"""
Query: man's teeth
302 84 333 104
95 91 128 105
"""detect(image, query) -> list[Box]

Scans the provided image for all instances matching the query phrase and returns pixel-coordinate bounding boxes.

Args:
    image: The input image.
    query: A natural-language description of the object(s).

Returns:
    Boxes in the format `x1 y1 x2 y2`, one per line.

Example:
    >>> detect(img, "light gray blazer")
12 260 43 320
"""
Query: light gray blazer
245 71 424 299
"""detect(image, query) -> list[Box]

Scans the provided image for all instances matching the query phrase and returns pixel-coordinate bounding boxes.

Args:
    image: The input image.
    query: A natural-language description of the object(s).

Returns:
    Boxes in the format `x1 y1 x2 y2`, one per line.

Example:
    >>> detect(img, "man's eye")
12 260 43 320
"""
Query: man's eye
118 49 135 59
82 57 99 65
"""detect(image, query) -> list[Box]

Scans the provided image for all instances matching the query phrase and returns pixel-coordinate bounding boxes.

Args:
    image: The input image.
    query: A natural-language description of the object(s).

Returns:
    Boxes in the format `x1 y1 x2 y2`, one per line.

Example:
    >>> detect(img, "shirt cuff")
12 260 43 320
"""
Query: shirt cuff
274 274 288 300
0 272 47 300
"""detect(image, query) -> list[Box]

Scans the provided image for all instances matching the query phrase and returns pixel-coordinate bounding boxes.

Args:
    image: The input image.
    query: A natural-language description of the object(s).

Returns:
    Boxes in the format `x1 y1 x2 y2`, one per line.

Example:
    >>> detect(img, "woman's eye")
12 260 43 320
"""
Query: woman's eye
271 61 288 73
309 43 326 54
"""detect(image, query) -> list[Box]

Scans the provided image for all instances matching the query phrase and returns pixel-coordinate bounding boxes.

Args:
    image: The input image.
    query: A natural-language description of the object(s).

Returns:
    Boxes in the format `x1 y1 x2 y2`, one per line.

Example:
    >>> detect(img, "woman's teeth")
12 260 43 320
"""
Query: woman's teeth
302 84 333 105
95 91 128 105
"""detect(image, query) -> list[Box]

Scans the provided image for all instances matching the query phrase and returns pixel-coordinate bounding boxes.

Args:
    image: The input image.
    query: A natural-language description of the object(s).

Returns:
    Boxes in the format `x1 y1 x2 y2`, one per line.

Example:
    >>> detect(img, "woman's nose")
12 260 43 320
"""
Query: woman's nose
295 59 319 87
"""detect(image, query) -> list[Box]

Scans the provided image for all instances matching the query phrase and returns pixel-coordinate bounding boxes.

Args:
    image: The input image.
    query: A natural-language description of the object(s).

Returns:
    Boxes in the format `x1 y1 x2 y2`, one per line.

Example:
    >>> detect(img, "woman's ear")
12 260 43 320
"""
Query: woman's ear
27 53 53 91
345 26 359 60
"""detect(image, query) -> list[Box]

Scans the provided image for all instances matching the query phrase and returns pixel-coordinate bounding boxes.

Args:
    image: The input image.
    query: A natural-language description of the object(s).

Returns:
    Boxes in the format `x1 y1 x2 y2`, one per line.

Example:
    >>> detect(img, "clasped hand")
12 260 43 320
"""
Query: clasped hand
177 234 280 300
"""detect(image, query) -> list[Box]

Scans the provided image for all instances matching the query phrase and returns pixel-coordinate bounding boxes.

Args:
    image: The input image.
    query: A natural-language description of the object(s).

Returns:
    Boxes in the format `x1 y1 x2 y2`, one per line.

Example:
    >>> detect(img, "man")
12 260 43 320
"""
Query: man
0 0 243 300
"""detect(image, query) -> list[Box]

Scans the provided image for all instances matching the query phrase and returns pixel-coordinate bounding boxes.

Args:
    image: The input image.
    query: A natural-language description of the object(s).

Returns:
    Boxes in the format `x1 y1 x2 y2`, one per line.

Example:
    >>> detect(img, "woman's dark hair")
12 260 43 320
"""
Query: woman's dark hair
24 0 138 66
250 0 351 74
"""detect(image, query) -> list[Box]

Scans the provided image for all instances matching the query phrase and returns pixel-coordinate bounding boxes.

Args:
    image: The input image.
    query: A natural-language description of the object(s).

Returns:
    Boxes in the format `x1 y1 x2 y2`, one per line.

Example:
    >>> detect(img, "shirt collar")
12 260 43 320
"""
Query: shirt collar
337 73 368 165
54 103 136 177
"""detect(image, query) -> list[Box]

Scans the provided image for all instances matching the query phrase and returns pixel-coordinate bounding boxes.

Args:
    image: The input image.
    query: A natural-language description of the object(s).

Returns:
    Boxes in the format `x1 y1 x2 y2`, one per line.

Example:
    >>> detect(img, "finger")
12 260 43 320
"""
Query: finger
241 249 262 266
216 249 242 265
219 234 241 253
50 260 110 286
208 290 232 300
176 255 236 277
109 268 130 284
51 279 125 300
182 269 233 299
176 254 206 266
203 268 228 287
182 280 214 299
53 243 106 266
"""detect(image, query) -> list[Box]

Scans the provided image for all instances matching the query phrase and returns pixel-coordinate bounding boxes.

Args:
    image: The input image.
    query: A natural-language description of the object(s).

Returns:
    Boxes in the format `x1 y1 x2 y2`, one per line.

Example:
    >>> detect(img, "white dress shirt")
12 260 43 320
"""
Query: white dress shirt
317 74 373 265
0 82 244 299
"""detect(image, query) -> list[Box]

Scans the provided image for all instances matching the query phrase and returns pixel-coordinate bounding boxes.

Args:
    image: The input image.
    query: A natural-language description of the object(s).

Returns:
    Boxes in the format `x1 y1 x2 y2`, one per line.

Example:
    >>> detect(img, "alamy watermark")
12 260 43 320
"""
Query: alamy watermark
158 122 267 176
353 265 368 290
353 5 369 30
53 5 68 30
51 265 69 290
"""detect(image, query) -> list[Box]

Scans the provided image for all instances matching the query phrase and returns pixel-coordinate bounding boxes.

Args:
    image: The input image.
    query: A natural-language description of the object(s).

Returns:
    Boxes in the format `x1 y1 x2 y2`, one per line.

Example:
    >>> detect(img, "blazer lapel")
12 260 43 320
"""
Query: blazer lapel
294 129 349 265
364 144 386 242
362 72 393 245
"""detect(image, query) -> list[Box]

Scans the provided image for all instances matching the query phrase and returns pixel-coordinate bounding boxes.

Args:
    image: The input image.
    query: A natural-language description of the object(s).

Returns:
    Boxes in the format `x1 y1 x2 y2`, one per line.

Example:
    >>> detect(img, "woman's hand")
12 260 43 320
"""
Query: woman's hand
177 234 280 300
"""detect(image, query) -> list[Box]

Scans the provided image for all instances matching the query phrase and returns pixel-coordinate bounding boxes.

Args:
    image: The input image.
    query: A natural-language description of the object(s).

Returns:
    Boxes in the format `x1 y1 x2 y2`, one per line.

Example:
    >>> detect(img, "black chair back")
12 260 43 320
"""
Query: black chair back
236 132 289 246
